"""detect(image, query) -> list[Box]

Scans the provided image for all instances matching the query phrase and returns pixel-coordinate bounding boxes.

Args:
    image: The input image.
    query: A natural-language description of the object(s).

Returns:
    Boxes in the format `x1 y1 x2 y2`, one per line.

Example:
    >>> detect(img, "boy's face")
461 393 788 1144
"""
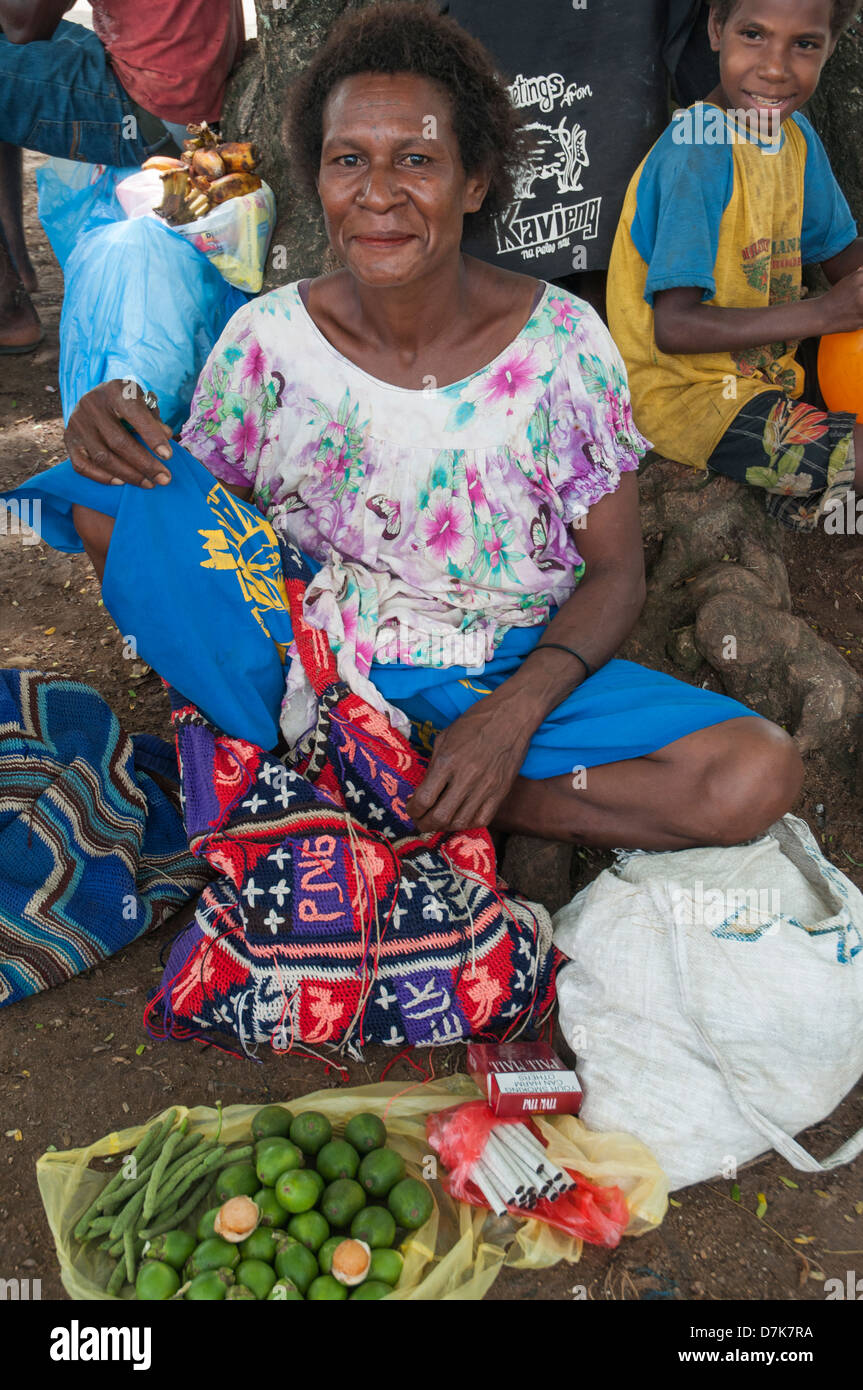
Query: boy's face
708 0 837 122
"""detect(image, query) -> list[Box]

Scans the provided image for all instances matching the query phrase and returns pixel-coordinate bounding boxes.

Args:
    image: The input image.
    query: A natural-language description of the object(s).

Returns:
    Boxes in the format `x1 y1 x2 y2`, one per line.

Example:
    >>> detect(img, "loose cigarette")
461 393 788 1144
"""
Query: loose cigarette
502 1125 569 1188
508 1124 553 1166
477 1157 522 1209
499 1125 575 1194
486 1139 539 1193
482 1135 526 1195
501 1149 543 1192
496 1124 550 1170
471 1161 509 1216
495 1136 547 1187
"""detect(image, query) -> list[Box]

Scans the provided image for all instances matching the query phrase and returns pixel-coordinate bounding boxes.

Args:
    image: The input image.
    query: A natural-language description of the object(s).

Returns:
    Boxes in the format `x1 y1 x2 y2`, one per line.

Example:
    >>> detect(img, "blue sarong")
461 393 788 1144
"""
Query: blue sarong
5 444 757 776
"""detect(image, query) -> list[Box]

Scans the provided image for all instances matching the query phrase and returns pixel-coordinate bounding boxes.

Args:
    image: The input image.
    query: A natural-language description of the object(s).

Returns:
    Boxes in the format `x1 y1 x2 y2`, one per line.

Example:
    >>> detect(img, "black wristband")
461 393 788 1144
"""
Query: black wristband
532 642 594 679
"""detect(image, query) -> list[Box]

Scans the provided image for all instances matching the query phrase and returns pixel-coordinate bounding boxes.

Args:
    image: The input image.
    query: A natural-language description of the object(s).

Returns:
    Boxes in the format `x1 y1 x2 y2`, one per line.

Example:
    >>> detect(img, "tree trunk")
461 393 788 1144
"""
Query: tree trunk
221 0 363 287
807 17 863 235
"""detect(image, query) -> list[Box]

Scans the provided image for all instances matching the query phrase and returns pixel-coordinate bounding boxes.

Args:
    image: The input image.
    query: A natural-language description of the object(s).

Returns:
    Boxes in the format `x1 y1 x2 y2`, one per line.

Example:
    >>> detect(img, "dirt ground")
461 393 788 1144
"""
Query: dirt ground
1 154 861 1304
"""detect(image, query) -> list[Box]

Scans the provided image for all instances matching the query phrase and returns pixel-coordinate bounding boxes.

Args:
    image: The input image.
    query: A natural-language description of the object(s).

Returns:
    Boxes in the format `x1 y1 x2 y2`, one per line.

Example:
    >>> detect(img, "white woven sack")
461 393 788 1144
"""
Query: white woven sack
553 814 863 1190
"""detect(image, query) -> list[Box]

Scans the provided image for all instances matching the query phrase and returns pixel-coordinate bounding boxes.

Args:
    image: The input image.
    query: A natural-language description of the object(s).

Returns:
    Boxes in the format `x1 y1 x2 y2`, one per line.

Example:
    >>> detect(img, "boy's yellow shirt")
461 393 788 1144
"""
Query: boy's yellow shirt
608 104 856 469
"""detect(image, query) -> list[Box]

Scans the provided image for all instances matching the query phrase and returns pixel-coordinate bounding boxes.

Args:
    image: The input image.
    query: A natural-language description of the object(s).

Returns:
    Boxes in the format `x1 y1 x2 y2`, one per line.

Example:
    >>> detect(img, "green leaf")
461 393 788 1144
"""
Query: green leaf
135 1044 146 1056
778 1175 799 1189
756 1193 768 1219
745 466 782 489
827 432 853 481
669 1197 682 1208
731 1183 741 1202
775 444 804 476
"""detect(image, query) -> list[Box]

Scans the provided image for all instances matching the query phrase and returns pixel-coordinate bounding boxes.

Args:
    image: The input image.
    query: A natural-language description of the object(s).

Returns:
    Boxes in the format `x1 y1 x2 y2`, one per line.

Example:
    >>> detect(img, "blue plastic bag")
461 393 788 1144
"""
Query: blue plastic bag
59 217 248 429
36 158 128 269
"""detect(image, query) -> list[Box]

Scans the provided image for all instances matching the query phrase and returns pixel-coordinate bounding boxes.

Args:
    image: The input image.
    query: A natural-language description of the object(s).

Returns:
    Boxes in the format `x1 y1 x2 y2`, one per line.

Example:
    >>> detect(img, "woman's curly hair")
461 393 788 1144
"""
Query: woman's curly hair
283 0 532 236
709 0 859 35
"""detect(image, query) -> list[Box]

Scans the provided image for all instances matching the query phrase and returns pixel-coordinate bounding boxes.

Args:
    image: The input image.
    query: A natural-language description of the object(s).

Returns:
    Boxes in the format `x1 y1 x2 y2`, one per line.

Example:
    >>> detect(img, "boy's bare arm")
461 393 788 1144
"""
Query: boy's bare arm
822 237 863 285
654 272 863 356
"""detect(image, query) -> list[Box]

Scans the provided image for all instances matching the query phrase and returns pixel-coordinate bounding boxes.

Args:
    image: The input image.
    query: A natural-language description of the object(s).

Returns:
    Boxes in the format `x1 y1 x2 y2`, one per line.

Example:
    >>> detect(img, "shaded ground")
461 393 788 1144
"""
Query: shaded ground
1 155 861 1302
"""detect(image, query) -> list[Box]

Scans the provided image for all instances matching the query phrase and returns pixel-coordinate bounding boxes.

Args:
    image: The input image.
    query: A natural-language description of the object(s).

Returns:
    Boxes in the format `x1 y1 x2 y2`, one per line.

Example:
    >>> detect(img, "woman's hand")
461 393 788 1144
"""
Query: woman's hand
65 380 175 487
405 691 536 834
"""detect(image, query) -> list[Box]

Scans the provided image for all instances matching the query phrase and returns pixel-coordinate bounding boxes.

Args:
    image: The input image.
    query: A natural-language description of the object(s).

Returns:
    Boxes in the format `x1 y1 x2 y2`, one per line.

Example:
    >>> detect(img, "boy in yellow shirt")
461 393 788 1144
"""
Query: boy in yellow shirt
608 0 863 529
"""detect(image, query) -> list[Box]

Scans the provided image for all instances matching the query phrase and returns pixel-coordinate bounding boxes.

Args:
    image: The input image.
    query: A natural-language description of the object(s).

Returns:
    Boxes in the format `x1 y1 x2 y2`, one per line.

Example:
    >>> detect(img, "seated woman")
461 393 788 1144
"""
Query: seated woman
65 0 803 852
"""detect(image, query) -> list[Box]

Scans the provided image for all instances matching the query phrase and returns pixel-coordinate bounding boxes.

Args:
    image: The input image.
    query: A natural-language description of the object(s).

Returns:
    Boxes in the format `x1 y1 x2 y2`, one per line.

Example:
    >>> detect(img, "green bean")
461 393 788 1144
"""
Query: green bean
123 1230 144 1286
138 1175 215 1240
96 1155 159 1213
82 1215 114 1239
74 1192 112 1242
110 1185 146 1241
73 1184 118 1244
149 1141 221 1215
217 1144 253 1166
143 1140 238 1227
142 1118 188 1224
138 1203 179 1242
72 1108 178 1243
106 1258 126 1297
154 1135 214 1191
126 1108 178 1170
172 1131 205 1162
120 1106 176 1173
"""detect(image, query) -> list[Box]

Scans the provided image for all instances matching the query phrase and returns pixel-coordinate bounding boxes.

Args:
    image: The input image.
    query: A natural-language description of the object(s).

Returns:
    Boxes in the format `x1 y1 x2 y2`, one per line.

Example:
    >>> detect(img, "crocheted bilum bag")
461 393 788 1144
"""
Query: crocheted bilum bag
148 543 558 1059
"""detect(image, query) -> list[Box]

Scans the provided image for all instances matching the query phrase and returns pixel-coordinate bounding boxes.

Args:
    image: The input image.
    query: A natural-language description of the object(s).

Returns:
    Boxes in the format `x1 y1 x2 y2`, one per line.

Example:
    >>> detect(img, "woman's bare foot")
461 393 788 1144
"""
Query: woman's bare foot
0 281 43 353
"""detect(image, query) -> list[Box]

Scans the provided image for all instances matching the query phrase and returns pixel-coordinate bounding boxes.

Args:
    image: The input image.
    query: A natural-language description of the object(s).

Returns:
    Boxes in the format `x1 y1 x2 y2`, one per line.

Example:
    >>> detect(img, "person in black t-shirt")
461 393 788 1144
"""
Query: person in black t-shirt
444 0 716 316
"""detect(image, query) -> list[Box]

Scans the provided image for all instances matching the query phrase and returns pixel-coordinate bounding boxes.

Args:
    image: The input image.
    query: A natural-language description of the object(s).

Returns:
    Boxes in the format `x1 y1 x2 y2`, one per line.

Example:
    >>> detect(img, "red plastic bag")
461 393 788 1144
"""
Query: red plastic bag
426 1100 629 1249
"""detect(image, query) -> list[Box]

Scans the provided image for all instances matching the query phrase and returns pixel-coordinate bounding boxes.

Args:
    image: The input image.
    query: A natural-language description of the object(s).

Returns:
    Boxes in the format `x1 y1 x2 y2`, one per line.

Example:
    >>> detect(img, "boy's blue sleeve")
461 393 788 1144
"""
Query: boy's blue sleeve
794 113 858 264
631 127 735 306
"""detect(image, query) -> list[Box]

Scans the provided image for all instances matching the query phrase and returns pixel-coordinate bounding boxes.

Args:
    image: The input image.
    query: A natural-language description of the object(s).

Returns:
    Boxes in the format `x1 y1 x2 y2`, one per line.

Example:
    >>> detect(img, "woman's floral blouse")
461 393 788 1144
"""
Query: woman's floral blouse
180 279 650 738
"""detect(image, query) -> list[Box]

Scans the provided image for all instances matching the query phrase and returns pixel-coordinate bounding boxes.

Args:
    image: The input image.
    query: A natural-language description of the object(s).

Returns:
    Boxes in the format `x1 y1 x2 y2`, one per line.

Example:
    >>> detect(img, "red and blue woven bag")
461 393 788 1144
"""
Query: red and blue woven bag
148 545 559 1058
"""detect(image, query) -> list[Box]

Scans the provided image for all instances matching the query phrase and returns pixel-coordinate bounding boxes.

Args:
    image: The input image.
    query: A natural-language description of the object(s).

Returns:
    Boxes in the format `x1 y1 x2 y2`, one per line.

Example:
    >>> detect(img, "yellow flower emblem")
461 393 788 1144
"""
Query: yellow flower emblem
198 483 293 660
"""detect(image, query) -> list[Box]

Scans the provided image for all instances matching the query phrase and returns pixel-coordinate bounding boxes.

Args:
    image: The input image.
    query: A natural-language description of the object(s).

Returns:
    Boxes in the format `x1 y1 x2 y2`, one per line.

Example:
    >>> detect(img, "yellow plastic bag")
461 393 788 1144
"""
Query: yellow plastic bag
174 182 276 293
37 1075 667 1300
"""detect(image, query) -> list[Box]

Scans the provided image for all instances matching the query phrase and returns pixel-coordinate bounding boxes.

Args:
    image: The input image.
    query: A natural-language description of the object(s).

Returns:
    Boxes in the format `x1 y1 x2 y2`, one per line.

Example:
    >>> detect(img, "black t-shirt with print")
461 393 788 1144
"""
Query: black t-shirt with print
445 0 689 277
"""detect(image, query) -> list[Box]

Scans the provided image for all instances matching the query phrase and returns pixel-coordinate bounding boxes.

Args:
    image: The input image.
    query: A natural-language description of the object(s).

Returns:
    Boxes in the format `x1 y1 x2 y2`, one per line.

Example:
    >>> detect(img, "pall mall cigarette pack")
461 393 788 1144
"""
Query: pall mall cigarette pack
466 1042 584 1117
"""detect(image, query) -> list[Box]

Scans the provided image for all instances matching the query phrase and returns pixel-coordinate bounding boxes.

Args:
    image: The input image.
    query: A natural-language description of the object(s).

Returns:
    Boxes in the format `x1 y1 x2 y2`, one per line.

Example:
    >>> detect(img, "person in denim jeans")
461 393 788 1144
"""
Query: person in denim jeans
0 0 244 351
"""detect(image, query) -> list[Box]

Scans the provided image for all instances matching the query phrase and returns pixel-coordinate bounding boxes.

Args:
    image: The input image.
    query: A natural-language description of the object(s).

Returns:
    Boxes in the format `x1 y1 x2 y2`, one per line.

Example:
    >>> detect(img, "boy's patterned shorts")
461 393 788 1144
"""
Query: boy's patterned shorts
706 392 857 531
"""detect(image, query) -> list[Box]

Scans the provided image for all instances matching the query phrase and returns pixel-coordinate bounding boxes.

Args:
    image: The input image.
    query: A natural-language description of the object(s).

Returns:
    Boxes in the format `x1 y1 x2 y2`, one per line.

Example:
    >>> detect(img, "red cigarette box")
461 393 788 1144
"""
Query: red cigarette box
467 1042 583 1117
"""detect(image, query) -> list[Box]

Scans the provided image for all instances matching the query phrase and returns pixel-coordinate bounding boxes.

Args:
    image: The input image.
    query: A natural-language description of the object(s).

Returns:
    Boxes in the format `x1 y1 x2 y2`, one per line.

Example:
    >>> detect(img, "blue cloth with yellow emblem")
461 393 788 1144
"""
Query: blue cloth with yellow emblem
5 443 757 767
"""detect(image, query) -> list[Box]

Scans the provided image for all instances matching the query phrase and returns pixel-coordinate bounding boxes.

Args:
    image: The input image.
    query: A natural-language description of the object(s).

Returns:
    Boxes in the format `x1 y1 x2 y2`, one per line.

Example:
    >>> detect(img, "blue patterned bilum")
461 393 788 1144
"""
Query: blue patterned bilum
0 669 211 1007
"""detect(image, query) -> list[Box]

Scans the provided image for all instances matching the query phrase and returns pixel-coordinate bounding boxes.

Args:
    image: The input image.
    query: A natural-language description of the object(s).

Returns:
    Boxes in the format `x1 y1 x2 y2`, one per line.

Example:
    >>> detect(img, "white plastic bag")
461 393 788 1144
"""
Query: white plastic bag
116 171 276 292
553 815 863 1190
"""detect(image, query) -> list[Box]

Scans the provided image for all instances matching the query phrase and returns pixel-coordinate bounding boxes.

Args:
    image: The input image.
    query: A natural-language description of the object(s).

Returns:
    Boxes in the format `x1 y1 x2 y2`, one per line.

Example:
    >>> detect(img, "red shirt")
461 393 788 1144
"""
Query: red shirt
91 0 245 124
